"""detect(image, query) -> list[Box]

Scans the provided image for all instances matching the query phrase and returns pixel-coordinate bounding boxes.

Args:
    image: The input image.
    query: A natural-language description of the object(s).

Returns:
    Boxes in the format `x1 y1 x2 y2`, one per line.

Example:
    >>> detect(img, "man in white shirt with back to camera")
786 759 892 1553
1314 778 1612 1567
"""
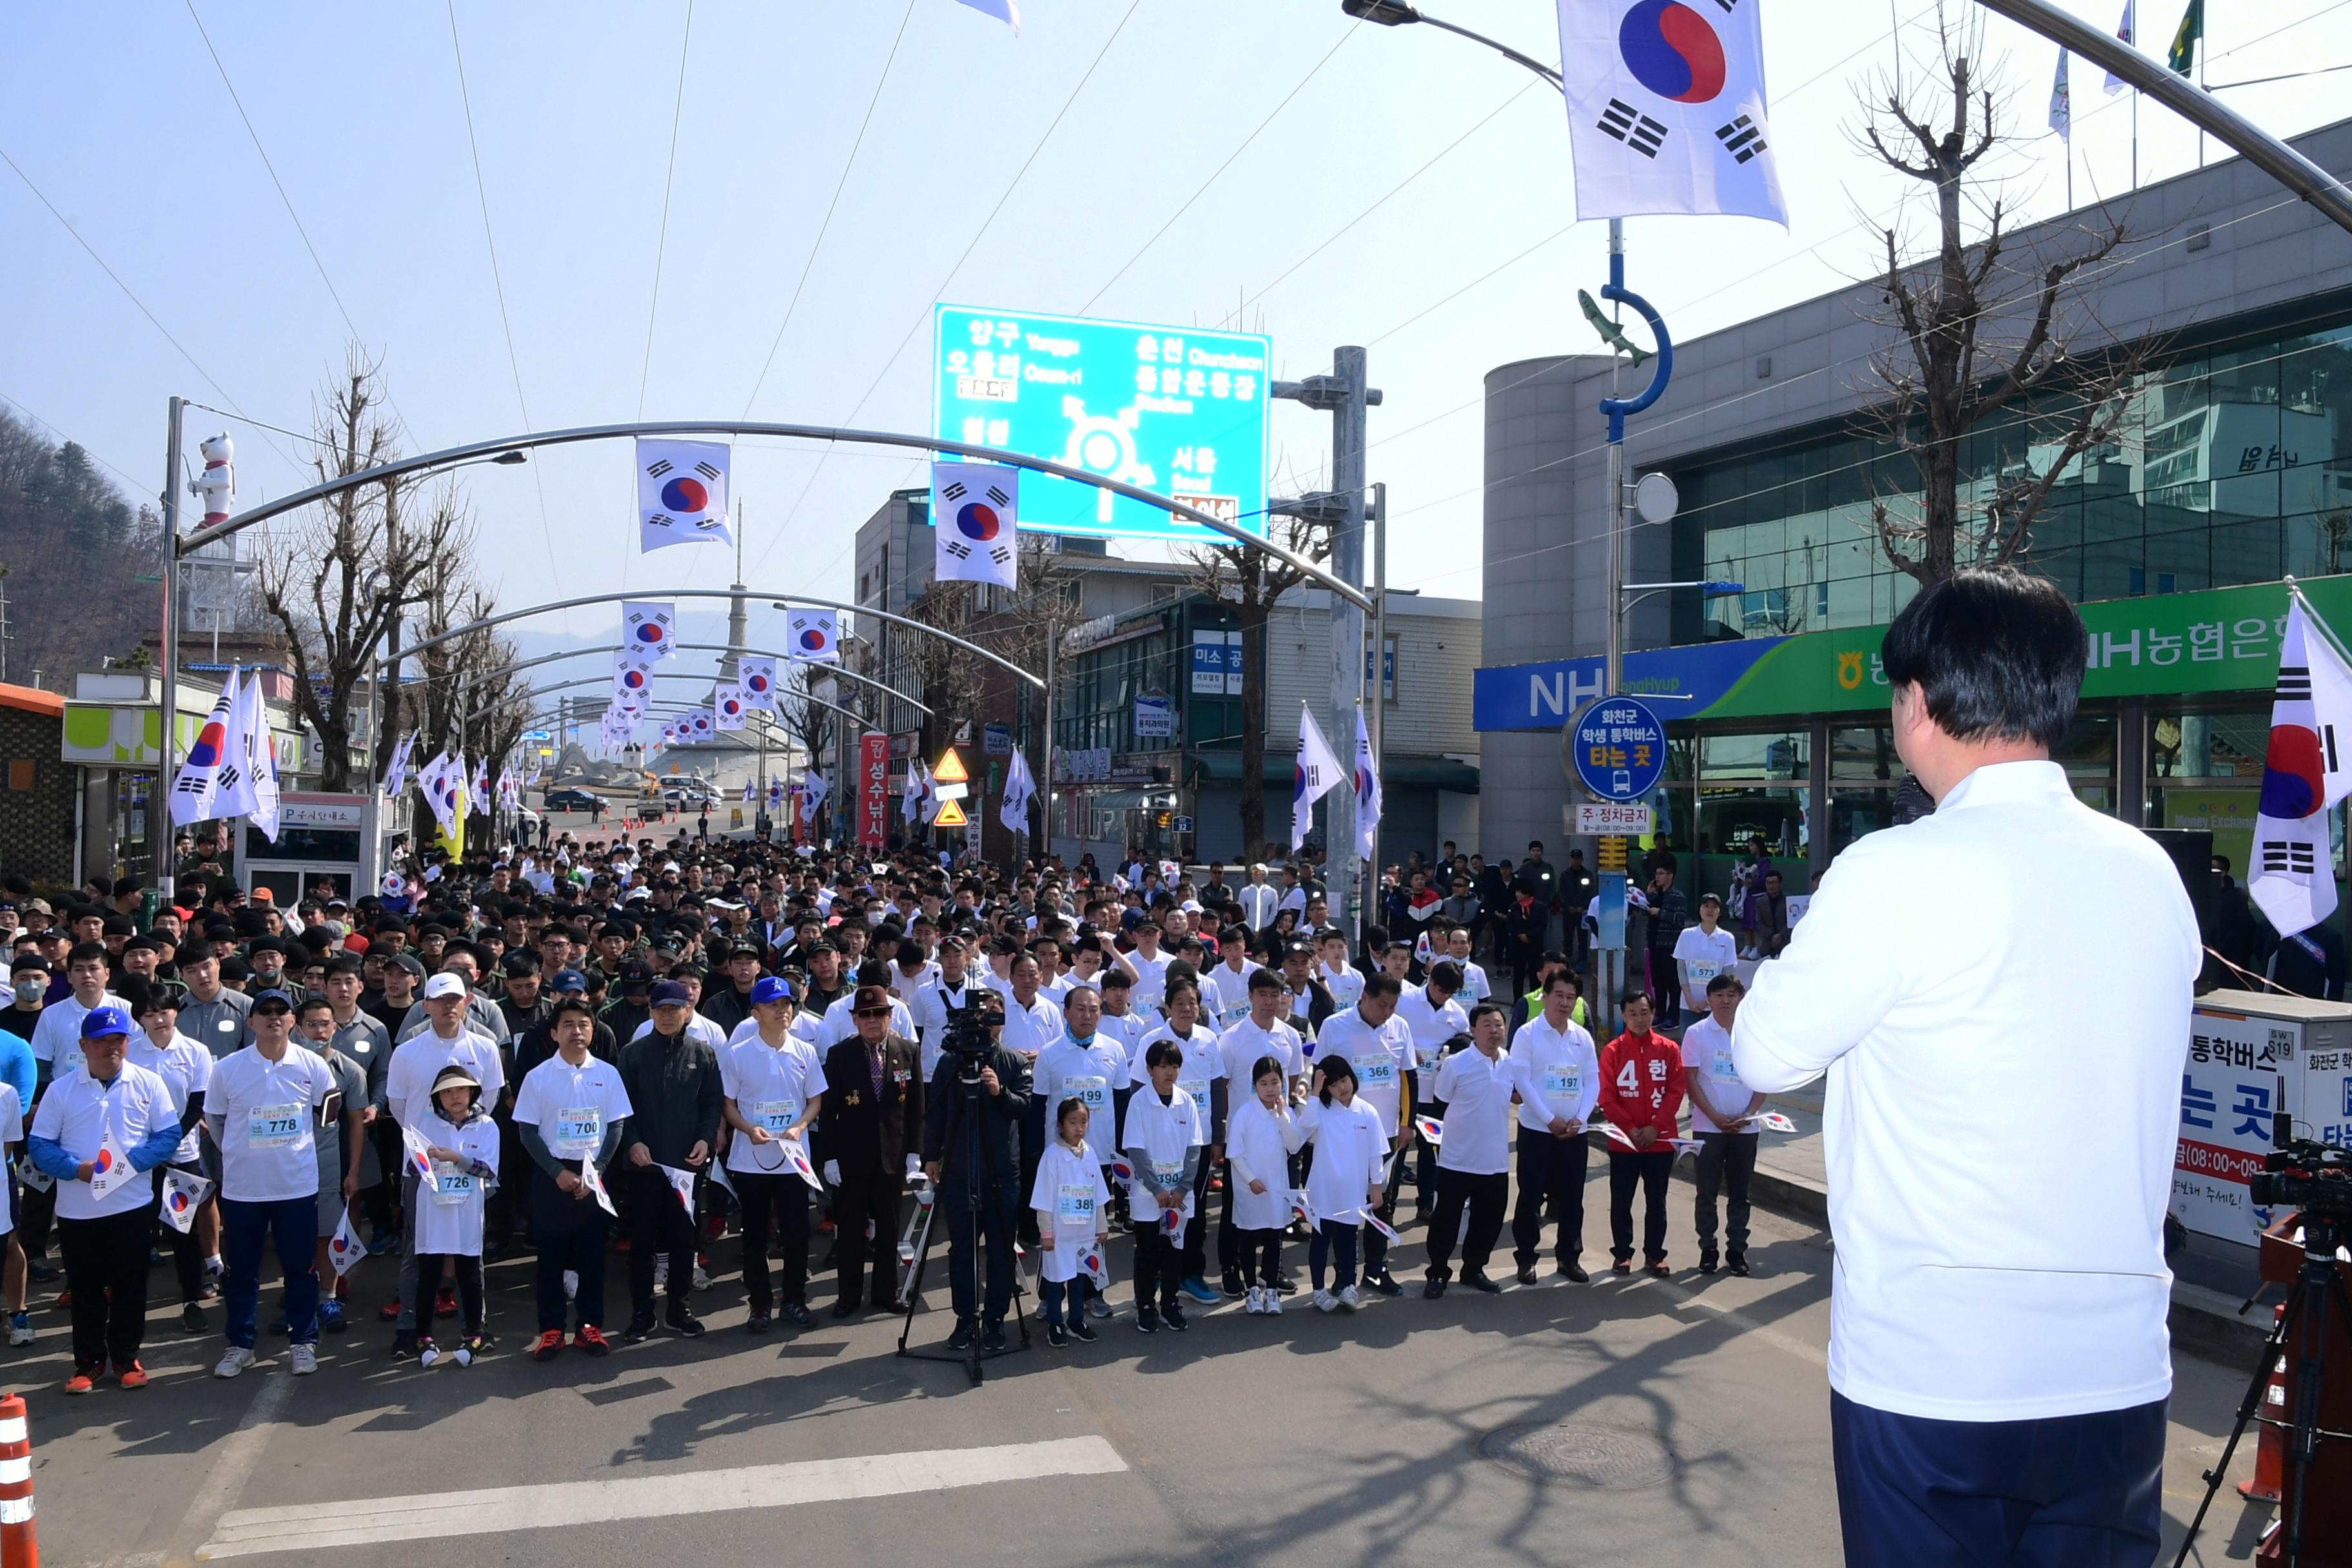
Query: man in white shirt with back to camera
1734 568 2199 1567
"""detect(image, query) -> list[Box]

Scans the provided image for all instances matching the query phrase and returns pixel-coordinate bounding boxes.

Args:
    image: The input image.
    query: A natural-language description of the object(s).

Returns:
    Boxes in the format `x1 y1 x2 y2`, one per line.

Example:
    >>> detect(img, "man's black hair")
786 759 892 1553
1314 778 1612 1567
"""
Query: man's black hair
1879 565 2086 748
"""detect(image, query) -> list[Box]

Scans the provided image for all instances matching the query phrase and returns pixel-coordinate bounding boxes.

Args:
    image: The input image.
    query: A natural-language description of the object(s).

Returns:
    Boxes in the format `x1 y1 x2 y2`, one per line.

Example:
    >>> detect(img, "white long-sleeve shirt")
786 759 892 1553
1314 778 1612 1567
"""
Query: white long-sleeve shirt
1507 1014 1600 1132
1732 760 2200 1423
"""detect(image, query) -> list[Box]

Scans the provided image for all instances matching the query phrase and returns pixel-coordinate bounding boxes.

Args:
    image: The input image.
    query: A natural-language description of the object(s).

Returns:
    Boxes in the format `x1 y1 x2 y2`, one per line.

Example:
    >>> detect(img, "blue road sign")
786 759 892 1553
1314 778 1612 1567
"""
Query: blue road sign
1571 696 1667 802
934 305 1269 544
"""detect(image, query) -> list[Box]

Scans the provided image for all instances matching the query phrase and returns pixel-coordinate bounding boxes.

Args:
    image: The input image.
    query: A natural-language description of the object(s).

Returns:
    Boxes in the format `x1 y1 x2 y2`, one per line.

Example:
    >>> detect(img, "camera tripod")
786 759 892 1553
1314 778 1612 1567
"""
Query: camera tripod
2175 1214 2352 1567
895 1064 1029 1386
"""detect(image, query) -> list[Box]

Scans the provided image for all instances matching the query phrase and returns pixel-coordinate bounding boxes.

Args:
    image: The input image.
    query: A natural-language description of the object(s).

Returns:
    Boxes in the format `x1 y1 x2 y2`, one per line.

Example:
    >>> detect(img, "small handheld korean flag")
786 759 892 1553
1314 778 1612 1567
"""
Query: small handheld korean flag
88 1122 133 1202
1288 1188 1316 1227
1414 1114 1446 1146
785 607 840 663
932 463 1020 591
738 656 779 711
2250 595 2352 935
1080 1244 1110 1291
326 1205 368 1277
1291 705 1346 853
400 1124 438 1185
636 438 732 553
1348 1206 1404 1246
658 1162 698 1214
780 1136 825 1193
1556 0 1789 227
578 1151 618 1217
159 1168 213 1234
623 600 678 661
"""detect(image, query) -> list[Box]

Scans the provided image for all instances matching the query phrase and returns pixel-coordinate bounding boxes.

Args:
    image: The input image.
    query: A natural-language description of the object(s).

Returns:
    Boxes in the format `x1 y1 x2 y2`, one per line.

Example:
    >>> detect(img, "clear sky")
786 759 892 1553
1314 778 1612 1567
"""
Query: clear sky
4 0 2346 647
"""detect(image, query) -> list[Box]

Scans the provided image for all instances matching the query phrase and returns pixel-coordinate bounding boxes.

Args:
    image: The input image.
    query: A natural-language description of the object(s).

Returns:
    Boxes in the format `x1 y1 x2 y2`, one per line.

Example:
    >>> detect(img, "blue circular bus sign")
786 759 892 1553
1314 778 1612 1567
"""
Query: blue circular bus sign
1571 696 1668 802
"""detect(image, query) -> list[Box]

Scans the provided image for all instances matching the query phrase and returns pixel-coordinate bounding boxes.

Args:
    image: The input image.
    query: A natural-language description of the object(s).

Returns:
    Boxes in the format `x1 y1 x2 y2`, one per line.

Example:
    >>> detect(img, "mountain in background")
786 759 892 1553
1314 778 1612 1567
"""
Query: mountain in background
0 407 164 687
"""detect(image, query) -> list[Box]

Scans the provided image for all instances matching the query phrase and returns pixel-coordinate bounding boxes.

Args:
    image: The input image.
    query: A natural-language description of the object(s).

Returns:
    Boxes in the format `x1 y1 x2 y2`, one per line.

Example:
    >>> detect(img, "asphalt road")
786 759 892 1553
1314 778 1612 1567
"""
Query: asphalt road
29 1168 2277 1568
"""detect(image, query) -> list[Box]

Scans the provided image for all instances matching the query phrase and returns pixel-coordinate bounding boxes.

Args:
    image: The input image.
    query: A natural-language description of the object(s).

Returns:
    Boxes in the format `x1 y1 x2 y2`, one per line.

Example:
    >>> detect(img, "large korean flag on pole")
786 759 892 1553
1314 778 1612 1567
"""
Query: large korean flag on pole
2250 594 2352 935
1291 705 1346 854
1558 0 1789 226
933 463 1020 591
636 439 732 554
170 676 240 827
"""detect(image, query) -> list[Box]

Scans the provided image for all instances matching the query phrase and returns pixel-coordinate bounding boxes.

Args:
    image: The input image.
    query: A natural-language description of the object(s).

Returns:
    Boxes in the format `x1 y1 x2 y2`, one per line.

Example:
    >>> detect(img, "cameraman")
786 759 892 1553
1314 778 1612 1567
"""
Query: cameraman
1733 569 2199 1565
920 991 1030 1353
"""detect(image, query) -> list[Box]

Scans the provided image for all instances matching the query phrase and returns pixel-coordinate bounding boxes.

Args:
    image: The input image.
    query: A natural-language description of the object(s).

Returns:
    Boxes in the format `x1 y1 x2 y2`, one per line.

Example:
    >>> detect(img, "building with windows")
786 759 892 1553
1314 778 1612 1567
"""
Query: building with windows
1475 115 2352 904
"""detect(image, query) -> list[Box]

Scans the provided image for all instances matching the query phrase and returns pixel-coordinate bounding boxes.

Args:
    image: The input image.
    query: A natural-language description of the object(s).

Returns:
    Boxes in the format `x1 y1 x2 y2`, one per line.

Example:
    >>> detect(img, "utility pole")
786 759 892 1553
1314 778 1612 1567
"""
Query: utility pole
157 395 186 905
1273 347 1380 940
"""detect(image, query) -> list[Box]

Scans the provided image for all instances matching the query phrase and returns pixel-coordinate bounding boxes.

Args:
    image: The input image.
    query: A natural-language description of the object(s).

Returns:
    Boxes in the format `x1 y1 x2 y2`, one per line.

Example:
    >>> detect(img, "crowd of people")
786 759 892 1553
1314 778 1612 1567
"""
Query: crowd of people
3 827 1778 1389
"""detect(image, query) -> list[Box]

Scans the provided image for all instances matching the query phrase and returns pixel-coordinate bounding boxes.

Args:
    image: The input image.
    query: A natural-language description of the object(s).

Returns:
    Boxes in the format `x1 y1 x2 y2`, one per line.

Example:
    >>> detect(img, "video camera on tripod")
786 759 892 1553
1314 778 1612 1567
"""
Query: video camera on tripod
938 993 1006 1084
2251 1121 2352 1220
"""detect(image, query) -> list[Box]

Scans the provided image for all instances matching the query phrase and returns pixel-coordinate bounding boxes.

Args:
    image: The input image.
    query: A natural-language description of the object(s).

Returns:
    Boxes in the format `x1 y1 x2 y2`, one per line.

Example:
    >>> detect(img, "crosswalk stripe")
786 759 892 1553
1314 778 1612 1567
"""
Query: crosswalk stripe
197 1435 1126 1559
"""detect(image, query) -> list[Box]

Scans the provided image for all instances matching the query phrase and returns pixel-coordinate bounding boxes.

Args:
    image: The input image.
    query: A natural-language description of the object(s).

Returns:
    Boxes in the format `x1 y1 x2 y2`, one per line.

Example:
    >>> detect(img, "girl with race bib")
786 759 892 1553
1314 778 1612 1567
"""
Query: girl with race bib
409 1065 499 1367
1027 1097 1112 1348
1293 1057 1385 1313
1222 1057 1297 1316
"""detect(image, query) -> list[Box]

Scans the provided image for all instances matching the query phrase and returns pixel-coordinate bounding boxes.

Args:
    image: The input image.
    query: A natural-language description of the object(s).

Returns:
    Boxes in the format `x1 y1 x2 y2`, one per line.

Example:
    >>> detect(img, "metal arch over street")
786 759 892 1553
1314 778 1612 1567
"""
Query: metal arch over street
388 588 1045 692
414 641 934 717
182 419 1369 610
489 679 871 734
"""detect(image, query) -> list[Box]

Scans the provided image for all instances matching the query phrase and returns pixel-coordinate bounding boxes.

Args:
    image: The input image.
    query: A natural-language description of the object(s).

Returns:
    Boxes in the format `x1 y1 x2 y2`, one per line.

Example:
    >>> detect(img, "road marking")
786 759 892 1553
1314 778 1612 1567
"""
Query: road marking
1661 1277 1829 1369
144 1366 297 1568
197 1435 1128 1559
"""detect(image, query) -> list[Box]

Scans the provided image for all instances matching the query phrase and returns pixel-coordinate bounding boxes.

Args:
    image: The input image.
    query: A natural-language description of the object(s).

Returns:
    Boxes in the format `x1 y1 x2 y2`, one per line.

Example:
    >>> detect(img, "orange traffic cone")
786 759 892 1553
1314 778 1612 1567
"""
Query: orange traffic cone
0 1391 39 1568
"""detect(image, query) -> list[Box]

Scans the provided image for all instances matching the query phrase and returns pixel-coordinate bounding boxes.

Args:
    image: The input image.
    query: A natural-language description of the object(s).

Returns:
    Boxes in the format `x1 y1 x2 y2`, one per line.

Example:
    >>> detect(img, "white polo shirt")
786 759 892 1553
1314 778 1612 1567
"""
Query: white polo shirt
720 1035 829 1175
512 1050 633 1161
128 1030 213 1167
1681 1016 1757 1133
1395 985 1469 1075
384 1026 505 1128
29 992 129 1068
995 992 1065 1062
1217 1014 1308 1091
1311 1008 1413 1141
1431 1046 1544 1177
30 1061 175 1220
208 1045 337 1204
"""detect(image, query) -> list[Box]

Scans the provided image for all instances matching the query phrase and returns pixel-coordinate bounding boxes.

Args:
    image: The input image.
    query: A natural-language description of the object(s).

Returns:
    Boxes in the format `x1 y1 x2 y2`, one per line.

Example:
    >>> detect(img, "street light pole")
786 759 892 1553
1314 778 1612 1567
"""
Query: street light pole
157 396 185 904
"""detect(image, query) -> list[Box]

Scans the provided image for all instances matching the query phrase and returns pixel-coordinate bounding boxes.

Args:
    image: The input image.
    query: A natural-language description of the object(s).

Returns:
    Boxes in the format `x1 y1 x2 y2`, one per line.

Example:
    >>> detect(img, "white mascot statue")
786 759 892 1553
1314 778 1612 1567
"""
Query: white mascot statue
191 433 235 529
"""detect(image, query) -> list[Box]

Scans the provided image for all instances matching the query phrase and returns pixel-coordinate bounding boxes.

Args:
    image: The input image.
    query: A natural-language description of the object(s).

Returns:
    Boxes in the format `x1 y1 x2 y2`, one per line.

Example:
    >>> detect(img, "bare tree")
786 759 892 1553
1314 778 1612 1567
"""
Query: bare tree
1182 510 1335 860
258 352 473 790
1856 24 2146 583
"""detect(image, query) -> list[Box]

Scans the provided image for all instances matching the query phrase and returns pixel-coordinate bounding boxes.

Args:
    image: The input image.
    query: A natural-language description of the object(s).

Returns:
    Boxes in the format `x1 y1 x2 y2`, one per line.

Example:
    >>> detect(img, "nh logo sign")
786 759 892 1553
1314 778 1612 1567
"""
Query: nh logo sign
1531 665 1605 719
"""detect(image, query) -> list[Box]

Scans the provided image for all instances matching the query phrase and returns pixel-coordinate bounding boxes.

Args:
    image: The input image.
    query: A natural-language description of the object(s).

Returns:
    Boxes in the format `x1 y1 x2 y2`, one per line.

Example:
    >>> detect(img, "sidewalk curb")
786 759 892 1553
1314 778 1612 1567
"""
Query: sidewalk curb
1634 1139 2268 1367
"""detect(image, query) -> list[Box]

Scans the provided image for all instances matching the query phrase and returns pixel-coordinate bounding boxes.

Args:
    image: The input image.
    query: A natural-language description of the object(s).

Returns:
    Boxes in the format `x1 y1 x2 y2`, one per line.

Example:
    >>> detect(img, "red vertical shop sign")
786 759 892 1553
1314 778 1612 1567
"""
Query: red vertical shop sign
859 731 888 850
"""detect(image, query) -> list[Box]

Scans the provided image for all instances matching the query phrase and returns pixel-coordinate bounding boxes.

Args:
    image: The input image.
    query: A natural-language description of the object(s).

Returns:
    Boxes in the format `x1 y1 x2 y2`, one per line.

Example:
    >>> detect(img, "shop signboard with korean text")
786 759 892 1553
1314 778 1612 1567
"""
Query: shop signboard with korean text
934 305 1269 544
858 732 888 851
2175 994 2352 1244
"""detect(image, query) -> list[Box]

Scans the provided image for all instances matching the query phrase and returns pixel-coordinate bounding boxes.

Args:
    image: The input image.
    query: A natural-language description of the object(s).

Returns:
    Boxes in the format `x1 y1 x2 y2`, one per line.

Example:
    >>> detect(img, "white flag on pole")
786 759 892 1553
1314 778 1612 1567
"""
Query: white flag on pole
1291 705 1346 854
1000 747 1035 835
636 438 732 554
1556 0 1788 226
2049 48 2072 139
2104 1 2137 93
170 676 240 826
381 731 417 799
738 656 779 710
715 685 749 730
903 758 930 825
801 768 830 823
785 607 841 663
246 671 282 843
932 463 1021 590
1353 706 1382 862
2249 596 2352 936
622 600 678 661
217 667 263 822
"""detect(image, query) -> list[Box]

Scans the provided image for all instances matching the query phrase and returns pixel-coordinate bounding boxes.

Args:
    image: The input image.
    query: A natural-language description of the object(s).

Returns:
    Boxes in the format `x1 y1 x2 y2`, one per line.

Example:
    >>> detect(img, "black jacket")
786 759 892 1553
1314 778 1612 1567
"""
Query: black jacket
616 1028 723 1168
700 983 758 1039
821 1032 926 1180
921 1044 1030 1183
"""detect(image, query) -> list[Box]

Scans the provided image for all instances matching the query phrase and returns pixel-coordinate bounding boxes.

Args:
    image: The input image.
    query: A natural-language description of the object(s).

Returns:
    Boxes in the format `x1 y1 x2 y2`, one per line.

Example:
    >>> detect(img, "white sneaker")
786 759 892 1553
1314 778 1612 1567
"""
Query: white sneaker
289 1343 318 1376
1338 1284 1361 1311
6 1315 33 1347
418 1342 444 1368
562 1269 579 1301
1266 1288 1284 1317
1244 1286 1265 1315
213 1346 256 1379
1313 1288 1338 1313
692 1263 710 1290
453 1345 474 1368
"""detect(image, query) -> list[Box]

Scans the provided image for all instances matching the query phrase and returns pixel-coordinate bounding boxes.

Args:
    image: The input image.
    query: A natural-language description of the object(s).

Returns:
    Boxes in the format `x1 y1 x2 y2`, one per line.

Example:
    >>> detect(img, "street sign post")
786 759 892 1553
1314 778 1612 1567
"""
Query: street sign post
934 305 1270 543
1570 696 1667 802
1575 802 1654 836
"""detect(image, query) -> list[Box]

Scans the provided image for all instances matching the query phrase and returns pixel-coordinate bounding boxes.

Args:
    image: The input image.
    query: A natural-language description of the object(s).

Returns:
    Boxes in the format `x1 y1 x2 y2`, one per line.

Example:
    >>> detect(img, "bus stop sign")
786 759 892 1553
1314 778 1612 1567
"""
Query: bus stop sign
1570 696 1667 803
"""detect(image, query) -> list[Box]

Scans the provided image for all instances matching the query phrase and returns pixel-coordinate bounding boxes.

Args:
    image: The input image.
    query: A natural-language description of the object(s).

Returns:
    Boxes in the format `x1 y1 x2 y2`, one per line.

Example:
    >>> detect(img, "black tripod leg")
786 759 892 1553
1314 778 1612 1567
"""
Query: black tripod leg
2172 1287 2302 1568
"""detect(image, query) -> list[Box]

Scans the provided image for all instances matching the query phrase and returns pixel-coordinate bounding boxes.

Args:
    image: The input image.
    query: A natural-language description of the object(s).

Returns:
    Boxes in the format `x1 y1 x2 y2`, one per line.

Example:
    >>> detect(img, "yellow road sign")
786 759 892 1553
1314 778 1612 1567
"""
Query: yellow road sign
933 798 969 827
933 748 969 784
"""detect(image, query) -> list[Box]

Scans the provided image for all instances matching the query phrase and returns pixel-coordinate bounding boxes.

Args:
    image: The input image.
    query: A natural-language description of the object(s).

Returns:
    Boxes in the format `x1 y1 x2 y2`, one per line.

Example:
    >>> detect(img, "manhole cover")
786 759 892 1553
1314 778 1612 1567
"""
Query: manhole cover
1479 1422 1678 1489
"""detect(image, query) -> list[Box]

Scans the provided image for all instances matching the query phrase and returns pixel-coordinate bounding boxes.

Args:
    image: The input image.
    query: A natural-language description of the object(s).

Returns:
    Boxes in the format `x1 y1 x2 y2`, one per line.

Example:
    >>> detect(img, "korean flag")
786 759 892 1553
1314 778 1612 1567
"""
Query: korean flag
787 607 841 663
738 656 779 710
657 1162 698 1214
715 685 749 731
636 438 732 554
613 652 655 710
623 600 678 661
1557 0 1790 227
932 462 1020 591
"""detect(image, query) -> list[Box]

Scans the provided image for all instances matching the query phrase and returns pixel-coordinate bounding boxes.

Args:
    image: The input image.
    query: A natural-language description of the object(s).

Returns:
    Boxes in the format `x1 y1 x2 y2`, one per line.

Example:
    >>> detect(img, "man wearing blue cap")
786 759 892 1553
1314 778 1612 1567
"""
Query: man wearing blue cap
720 976 825 1331
26 1004 181 1393
204 989 337 1378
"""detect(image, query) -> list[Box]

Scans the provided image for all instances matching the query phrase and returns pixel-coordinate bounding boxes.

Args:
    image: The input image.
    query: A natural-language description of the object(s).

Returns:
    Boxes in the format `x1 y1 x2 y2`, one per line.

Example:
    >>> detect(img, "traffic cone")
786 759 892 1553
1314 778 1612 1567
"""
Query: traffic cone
2240 1302 2287 1502
0 1391 39 1568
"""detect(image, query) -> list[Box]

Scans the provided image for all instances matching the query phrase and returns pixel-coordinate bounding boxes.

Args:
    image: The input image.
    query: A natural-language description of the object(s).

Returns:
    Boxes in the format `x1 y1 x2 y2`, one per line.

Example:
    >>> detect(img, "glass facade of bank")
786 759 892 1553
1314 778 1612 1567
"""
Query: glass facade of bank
1667 317 2352 646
